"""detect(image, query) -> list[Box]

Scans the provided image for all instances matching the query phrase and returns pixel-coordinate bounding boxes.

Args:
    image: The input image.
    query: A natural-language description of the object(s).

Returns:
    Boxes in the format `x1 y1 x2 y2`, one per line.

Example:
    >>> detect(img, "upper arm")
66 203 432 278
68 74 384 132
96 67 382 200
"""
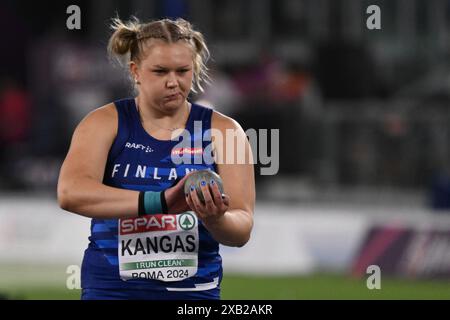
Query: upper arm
58 103 118 187
211 111 255 215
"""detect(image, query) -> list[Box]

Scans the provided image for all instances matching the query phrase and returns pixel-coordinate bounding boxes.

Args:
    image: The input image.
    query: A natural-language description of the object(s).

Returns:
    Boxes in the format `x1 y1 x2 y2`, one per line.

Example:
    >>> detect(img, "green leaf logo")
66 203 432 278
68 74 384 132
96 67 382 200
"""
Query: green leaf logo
179 212 196 231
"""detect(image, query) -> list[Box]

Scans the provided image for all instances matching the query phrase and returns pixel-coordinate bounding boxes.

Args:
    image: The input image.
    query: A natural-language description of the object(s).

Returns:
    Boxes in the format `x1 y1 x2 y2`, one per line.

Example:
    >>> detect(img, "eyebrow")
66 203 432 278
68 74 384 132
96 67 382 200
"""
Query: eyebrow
152 65 191 69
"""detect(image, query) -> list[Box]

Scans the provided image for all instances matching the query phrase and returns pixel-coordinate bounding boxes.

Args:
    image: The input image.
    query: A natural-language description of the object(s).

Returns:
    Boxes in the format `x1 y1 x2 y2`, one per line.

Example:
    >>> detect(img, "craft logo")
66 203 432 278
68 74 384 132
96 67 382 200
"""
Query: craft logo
125 142 154 153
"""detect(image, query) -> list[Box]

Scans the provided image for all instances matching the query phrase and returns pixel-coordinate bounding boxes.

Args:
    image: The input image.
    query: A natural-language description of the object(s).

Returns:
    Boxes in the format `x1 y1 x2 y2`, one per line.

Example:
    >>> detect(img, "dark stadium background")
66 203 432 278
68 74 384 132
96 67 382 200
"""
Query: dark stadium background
1 0 449 299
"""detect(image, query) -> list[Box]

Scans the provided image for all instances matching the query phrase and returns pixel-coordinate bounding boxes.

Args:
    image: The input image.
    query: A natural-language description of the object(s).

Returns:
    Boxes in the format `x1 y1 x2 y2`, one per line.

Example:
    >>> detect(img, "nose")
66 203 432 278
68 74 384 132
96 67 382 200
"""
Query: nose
166 72 178 89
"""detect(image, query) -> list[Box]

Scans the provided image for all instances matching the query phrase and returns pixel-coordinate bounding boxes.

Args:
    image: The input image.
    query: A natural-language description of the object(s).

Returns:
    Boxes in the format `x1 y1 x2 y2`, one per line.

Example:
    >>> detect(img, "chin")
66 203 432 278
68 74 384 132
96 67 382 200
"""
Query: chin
161 100 183 112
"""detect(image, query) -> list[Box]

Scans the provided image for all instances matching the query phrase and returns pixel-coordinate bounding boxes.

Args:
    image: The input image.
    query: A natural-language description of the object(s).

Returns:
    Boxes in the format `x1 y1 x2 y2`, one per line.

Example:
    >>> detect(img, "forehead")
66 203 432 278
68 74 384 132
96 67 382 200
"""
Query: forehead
140 40 193 67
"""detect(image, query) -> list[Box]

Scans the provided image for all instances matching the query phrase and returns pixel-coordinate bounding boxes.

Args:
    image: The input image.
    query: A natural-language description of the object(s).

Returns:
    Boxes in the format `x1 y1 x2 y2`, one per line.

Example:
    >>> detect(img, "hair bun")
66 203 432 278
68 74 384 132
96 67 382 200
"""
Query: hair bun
108 17 140 56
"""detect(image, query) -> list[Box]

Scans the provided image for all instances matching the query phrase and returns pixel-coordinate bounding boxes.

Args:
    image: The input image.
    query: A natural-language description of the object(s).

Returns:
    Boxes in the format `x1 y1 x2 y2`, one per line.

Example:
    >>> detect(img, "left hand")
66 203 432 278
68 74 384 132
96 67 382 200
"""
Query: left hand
186 179 230 226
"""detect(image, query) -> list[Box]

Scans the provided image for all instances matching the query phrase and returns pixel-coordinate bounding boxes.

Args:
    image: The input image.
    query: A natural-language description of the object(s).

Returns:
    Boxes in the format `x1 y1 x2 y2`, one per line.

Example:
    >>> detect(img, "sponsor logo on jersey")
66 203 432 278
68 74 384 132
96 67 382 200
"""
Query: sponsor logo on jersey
171 147 203 156
120 214 177 235
125 142 154 153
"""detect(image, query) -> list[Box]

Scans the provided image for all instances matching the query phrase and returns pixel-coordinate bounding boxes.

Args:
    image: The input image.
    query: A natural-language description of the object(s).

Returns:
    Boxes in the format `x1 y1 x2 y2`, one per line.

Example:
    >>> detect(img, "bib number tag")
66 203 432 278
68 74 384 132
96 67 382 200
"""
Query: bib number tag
118 212 198 282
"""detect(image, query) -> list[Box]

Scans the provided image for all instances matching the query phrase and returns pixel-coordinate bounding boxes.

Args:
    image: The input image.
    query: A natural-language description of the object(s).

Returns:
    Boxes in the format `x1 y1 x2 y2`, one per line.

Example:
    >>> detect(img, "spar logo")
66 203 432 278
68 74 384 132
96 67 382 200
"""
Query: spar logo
171 147 203 156
179 212 196 231
120 214 177 235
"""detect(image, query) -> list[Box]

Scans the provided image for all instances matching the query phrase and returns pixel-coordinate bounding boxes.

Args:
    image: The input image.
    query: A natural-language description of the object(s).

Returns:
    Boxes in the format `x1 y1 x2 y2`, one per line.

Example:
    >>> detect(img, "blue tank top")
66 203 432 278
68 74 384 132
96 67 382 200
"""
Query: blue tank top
81 98 222 291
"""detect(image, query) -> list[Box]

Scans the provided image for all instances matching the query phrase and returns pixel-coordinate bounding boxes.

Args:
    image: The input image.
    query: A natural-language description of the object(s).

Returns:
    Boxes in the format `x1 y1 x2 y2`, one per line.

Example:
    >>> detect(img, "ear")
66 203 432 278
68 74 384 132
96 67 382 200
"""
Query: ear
129 61 139 81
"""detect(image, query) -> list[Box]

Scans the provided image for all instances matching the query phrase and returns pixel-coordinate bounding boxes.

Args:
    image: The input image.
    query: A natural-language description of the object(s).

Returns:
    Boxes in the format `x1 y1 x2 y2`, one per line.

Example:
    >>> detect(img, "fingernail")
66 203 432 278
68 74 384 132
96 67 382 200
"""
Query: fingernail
190 185 195 191
201 180 206 187
210 179 215 185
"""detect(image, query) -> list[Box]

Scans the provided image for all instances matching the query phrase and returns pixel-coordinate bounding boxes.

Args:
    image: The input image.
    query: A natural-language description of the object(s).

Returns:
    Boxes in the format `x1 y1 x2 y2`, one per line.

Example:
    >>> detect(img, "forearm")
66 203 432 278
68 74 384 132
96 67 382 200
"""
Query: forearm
58 177 139 219
202 209 253 247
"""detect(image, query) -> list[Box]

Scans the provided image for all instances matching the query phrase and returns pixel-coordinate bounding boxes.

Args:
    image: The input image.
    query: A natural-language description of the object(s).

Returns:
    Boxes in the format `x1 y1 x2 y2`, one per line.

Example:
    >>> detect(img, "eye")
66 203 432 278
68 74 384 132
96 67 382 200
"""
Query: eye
153 70 167 75
178 69 190 74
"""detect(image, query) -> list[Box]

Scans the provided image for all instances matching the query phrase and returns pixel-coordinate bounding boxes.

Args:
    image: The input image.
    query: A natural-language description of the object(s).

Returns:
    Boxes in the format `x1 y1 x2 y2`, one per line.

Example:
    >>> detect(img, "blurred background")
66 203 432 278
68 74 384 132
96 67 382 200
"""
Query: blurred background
1 0 450 299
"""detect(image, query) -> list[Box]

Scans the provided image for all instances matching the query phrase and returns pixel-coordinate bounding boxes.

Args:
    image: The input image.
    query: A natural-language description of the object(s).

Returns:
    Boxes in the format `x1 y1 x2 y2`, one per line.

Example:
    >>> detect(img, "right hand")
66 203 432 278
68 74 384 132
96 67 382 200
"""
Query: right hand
163 172 194 214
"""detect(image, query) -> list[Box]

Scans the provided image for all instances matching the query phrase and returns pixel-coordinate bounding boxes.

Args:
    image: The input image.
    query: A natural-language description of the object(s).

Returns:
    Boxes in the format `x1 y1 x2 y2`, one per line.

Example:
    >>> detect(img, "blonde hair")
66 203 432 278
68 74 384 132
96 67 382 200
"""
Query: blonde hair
108 16 210 93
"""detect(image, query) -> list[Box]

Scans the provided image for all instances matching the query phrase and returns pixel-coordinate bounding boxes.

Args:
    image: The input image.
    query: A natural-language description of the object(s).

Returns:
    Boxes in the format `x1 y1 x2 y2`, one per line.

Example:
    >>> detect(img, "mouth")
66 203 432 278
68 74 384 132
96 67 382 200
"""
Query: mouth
164 93 181 101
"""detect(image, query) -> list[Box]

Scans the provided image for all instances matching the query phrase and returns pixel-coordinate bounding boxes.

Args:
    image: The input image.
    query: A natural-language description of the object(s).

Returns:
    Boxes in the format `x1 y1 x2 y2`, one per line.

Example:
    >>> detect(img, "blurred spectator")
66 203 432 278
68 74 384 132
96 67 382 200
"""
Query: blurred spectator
0 79 30 143
0 78 32 189
194 66 242 114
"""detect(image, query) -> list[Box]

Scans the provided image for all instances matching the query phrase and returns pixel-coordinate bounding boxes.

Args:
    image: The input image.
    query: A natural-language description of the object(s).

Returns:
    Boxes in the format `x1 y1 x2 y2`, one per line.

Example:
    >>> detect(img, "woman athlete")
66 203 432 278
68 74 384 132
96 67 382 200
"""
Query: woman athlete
57 17 255 300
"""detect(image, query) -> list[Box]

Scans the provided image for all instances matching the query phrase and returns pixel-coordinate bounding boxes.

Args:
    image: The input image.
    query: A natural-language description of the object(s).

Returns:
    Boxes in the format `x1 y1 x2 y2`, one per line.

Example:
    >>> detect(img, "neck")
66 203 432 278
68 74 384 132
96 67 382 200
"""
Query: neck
135 97 190 130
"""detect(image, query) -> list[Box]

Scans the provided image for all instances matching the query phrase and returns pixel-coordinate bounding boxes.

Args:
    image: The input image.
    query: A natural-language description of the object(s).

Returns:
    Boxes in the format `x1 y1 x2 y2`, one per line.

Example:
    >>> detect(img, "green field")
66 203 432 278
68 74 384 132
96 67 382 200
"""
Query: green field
1 265 449 300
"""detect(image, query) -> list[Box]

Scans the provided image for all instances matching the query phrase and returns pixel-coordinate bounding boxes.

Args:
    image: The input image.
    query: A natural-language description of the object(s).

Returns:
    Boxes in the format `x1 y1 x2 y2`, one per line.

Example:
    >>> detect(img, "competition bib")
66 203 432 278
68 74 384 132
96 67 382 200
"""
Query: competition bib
118 212 199 282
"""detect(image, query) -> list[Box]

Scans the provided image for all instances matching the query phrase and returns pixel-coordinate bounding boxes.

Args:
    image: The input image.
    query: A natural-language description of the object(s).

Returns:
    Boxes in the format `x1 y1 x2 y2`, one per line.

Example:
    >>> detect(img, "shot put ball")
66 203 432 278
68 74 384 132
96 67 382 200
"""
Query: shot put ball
184 170 224 203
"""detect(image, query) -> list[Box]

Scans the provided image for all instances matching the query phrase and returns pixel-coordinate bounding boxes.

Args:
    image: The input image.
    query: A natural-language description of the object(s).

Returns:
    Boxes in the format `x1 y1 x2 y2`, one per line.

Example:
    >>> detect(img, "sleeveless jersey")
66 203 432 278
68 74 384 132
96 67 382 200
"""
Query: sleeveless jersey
80 98 222 293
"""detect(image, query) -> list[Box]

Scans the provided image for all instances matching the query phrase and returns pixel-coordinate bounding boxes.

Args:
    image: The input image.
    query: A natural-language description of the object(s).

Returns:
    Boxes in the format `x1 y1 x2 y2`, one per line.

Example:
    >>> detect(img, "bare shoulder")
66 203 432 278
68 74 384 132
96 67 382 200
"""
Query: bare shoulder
211 109 244 132
75 102 118 137
60 103 119 187
81 102 117 127
66 102 119 155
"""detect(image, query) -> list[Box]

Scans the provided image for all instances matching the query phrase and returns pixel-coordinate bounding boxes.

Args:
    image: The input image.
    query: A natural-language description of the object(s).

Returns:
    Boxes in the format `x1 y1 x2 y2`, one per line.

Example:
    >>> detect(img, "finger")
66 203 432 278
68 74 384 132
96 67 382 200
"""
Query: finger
208 179 222 206
190 184 205 213
221 194 230 207
182 170 196 181
185 192 195 211
188 192 206 219
200 179 215 212
173 172 193 190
